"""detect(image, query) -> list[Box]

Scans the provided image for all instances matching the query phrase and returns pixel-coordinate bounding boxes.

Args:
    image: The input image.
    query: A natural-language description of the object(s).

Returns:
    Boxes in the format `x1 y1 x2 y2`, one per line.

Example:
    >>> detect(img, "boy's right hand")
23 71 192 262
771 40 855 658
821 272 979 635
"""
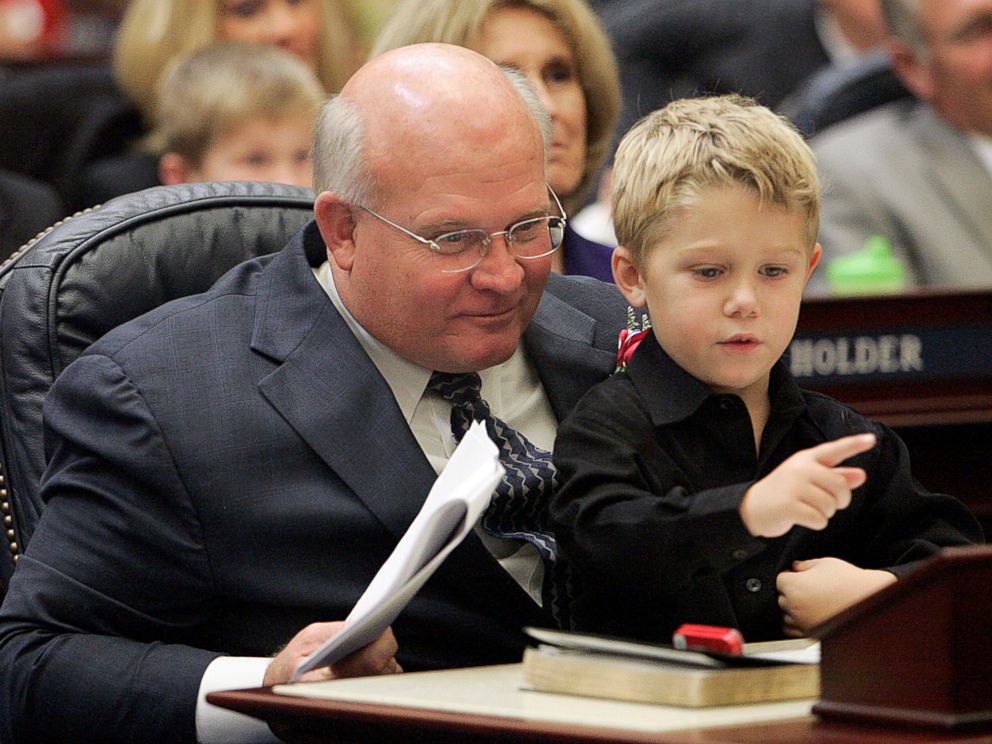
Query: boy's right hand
739 433 876 538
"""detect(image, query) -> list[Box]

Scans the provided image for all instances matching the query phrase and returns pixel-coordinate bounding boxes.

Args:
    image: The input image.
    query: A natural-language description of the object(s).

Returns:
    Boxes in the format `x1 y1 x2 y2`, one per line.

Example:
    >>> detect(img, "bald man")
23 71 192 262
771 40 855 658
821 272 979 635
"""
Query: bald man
0 44 627 743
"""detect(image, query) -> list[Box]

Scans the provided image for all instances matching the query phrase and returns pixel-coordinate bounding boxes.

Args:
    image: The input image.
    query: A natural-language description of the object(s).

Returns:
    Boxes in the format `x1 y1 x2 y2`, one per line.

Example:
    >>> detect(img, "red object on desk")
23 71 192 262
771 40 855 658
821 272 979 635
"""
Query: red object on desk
672 624 744 655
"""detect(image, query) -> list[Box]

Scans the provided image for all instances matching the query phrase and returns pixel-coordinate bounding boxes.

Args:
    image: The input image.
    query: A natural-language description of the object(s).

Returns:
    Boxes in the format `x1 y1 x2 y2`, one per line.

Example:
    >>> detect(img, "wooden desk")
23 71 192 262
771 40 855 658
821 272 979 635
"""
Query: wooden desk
794 289 992 532
208 664 992 743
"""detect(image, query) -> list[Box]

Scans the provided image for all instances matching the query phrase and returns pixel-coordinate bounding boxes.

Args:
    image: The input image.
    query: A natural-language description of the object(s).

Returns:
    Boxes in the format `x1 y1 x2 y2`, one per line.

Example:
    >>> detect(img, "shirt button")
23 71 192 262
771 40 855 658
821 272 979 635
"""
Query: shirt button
732 548 749 561
745 578 762 593
718 399 732 411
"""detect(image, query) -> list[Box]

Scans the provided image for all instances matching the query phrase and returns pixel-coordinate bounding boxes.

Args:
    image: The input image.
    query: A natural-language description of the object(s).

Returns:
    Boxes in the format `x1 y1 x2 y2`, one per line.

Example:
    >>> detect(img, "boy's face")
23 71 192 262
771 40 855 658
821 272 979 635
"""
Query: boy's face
613 184 820 403
191 114 314 188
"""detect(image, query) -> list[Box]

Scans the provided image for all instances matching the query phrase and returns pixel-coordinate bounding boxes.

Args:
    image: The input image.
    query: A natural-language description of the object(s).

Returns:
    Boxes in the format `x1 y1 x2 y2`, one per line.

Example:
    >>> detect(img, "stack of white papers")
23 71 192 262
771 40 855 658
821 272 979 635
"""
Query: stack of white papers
291 420 503 681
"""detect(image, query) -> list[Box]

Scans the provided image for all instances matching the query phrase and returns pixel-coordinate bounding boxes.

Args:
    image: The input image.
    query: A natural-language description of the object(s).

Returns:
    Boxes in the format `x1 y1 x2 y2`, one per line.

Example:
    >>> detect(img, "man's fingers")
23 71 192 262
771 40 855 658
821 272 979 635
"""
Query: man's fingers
332 627 400 678
808 433 876 467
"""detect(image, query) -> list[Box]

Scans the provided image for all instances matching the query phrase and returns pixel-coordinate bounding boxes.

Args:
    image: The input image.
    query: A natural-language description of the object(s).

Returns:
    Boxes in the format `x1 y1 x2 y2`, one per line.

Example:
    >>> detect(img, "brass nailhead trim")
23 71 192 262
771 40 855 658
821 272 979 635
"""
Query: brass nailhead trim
0 463 15 565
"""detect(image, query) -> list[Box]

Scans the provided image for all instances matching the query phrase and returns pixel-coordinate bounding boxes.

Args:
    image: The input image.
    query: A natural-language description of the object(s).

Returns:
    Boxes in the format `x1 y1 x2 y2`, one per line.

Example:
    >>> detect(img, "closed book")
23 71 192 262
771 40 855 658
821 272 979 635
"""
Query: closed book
521 628 819 708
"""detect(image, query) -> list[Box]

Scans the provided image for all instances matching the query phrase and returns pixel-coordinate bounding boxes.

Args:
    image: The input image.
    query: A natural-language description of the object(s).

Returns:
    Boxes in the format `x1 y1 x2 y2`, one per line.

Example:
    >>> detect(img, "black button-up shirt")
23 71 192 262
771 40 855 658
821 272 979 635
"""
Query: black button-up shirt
550 332 982 642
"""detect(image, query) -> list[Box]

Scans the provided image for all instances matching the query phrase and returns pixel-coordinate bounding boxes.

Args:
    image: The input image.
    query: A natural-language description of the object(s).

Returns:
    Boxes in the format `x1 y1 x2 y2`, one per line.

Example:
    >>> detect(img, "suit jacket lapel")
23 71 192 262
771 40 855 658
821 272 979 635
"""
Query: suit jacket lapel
525 277 619 423
915 107 992 254
249 229 619 557
250 224 437 541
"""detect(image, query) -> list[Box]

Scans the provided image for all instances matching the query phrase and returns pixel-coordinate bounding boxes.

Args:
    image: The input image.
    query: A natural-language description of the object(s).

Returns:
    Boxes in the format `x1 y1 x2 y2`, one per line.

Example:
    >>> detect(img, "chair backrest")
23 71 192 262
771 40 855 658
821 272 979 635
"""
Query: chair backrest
0 181 315 589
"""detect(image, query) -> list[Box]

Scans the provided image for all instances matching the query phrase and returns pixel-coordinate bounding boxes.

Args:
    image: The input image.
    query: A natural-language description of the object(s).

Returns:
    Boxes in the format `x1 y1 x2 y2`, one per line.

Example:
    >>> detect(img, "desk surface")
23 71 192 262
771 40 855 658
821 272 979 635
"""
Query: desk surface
208 663 992 743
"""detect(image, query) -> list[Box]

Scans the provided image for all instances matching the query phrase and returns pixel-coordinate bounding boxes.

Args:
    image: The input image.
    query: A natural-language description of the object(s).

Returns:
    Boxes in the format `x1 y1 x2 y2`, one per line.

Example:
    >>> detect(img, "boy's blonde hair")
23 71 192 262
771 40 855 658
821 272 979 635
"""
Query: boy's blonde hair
152 42 326 166
611 94 820 267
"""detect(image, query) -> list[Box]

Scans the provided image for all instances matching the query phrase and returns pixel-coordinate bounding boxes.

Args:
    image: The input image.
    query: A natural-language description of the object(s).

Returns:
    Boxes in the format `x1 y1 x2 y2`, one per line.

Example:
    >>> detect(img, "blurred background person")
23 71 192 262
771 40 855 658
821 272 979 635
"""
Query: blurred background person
571 0 890 261
598 0 889 138
0 0 65 64
371 0 621 282
809 0 992 293
113 0 357 129
75 0 357 208
155 42 324 189
0 167 64 260
0 0 127 67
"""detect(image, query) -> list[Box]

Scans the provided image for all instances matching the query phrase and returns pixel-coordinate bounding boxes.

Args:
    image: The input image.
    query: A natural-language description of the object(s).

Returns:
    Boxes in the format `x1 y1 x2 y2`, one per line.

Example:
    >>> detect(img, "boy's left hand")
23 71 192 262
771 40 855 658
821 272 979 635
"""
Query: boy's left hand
776 558 896 637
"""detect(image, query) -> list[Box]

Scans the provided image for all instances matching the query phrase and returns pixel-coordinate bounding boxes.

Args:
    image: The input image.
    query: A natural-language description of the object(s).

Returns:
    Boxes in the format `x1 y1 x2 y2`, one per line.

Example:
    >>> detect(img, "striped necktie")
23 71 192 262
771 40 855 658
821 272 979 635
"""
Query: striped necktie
428 370 572 626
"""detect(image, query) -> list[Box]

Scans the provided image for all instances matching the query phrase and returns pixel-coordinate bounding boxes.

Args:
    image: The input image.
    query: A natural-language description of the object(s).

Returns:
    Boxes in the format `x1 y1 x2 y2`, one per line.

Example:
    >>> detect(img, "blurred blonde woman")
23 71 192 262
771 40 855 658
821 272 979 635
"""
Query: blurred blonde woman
372 0 621 280
114 0 358 127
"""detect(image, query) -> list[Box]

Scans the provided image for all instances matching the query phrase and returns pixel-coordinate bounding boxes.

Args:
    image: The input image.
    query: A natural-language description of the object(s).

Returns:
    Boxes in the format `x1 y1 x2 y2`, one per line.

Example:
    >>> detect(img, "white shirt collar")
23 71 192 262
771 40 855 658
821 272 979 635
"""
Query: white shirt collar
311 261 544 432
967 131 992 178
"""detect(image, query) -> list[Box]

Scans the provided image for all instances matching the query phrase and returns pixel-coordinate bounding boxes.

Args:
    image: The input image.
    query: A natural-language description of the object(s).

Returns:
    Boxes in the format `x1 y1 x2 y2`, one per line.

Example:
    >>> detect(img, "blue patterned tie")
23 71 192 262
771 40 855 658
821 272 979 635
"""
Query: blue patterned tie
428 370 572 626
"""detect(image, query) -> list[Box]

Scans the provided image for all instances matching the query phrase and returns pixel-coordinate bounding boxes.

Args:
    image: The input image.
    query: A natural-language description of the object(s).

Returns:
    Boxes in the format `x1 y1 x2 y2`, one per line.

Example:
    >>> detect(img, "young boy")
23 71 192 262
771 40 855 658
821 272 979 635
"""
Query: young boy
549 95 982 642
154 41 325 188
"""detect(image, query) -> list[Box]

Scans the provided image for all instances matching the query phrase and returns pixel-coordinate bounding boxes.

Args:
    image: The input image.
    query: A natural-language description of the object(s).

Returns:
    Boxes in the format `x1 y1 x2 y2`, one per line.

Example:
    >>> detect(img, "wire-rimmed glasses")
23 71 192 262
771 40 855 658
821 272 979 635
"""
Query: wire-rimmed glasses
354 187 567 273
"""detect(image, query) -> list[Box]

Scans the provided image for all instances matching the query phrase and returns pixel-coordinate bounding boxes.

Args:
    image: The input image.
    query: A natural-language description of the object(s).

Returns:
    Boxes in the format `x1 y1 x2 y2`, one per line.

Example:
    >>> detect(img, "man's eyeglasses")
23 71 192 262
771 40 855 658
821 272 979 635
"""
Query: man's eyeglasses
354 187 567 273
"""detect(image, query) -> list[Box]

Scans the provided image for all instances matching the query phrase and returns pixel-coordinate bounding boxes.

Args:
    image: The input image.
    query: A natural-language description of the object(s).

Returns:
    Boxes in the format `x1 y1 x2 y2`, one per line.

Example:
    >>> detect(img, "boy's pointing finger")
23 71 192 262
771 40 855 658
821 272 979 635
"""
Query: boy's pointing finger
810 433 876 467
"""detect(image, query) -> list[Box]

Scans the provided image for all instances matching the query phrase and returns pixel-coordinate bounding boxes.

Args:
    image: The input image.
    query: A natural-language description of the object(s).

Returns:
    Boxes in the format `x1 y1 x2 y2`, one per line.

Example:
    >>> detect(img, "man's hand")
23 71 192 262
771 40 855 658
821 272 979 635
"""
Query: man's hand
263 623 402 686
776 557 897 637
739 433 876 538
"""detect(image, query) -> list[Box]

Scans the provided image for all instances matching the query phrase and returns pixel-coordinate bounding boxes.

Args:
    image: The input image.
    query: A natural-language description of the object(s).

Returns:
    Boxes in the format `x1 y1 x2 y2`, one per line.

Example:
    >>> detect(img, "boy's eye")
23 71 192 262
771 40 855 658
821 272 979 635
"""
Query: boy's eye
761 266 789 278
693 267 722 279
244 153 270 167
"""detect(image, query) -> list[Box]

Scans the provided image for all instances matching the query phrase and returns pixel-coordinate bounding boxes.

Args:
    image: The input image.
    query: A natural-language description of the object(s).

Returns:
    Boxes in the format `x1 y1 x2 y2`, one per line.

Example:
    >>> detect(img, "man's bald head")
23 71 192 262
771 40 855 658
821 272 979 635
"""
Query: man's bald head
313 43 549 206
311 42 559 374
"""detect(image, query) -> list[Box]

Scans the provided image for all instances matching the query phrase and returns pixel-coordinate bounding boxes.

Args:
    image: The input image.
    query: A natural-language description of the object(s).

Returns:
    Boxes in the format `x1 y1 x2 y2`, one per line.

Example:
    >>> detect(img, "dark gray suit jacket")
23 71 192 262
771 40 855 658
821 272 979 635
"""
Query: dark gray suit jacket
0 221 626 743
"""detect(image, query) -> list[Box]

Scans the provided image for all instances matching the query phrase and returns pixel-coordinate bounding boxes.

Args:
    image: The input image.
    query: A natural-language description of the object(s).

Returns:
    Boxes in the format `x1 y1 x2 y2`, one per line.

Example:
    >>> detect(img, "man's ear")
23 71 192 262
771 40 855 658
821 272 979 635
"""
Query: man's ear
804 242 823 286
611 246 647 307
158 152 194 185
889 38 935 101
314 192 358 271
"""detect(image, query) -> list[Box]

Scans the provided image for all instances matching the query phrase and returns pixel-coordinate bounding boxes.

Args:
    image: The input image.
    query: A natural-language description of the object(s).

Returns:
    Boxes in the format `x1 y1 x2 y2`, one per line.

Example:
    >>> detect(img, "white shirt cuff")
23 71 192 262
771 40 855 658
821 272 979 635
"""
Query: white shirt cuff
196 656 278 743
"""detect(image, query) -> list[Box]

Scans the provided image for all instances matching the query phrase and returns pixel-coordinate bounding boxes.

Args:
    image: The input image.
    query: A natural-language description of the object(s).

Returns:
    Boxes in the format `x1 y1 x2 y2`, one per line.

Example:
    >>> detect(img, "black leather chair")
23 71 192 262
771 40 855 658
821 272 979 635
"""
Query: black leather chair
0 181 315 593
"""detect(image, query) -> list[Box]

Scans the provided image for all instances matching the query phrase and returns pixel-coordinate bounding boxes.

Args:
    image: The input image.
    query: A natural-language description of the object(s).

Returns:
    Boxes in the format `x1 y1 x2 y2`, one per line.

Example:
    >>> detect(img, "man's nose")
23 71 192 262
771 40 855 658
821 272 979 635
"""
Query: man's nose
470 234 525 293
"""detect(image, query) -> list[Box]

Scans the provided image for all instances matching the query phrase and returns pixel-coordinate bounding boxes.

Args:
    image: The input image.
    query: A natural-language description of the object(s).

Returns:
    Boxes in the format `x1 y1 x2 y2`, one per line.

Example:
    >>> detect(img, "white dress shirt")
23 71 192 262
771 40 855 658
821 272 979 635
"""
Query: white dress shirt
195 261 558 742
968 131 992 178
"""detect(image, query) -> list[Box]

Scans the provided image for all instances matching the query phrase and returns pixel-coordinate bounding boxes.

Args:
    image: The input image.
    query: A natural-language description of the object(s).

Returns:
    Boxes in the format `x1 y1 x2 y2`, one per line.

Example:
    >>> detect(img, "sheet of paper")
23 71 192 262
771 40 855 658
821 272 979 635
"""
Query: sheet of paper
524 628 819 668
745 641 820 665
291 421 503 681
